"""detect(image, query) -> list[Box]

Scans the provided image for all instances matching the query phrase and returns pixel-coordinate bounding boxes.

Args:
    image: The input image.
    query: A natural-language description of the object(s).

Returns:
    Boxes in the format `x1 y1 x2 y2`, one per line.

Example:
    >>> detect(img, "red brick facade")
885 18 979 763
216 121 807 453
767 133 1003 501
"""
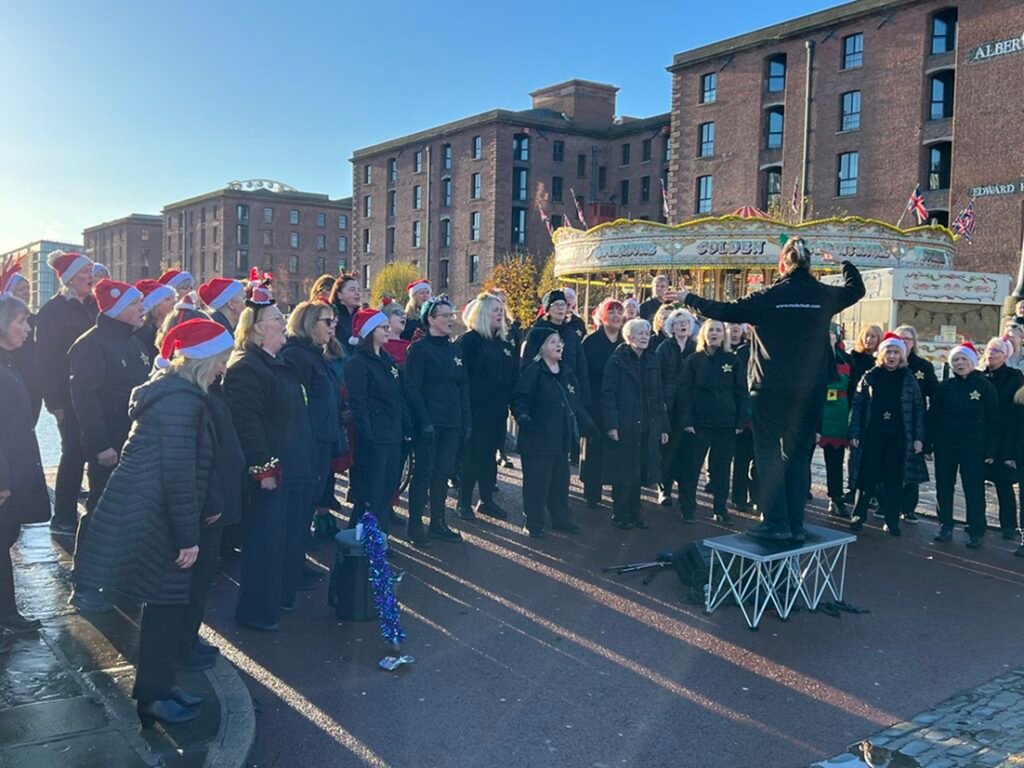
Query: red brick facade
83 215 163 285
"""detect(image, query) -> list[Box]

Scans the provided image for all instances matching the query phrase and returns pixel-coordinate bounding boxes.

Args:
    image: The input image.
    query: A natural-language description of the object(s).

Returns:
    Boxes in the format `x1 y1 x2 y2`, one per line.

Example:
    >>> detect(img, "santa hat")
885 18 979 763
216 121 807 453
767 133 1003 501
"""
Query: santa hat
155 318 233 370
47 250 93 284
0 254 24 297
406 279 432 299
246 285 274 309
877 331 906 355
198 277 244 310
174 292 199 313
0 272 27 298
135 279 175 314
158 269 194 290
949 342 979 367
91 263 110 279
93 278 142 318
349 308 388 346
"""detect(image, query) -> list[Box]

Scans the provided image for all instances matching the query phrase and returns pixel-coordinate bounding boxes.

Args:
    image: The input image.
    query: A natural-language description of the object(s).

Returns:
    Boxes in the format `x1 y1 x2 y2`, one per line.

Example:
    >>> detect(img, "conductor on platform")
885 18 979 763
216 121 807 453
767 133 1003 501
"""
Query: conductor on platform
678 238 865 543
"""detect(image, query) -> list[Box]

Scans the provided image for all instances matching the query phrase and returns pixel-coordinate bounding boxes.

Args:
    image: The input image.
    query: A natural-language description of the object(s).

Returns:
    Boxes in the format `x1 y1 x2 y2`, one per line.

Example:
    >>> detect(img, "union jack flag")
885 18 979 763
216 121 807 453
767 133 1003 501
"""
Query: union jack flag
952 199 976 242
907 184 929 225
537 206 554 238
570 187 588 229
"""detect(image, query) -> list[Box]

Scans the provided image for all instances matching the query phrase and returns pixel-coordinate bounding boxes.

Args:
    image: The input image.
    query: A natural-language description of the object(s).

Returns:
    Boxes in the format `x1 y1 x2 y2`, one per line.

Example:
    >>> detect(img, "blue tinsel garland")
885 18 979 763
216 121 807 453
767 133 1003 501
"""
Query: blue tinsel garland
360 511 406 648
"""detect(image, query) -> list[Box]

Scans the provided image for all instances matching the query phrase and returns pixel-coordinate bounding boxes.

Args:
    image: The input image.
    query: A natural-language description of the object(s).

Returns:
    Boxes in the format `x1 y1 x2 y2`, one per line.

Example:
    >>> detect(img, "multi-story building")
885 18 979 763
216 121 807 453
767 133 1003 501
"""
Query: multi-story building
83 214 163 284
350 80 670 305
0 240 85 311
162 180 353 309
667 0 1024 276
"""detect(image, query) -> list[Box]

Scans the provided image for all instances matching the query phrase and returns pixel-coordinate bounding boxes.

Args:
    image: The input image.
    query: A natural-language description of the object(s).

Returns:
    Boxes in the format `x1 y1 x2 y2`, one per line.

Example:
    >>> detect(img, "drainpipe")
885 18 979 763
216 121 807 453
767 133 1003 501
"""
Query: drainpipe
425 145 432 283
800 40 815 224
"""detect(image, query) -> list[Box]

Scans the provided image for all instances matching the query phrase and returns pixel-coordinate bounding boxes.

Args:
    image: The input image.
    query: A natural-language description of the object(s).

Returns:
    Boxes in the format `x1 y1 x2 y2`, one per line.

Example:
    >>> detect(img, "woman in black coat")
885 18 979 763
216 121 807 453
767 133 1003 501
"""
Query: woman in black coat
330 273 362 356
458 293 518 520
522 290 590 405
655 307 696 506
0 296 50 649
894 325 939 522
980 338 1024 540
224 290 315 630
513 327 595 537
601 318 670 530
580 298 624 507
75 318 235 727
848 334 927 536
2 274 41 423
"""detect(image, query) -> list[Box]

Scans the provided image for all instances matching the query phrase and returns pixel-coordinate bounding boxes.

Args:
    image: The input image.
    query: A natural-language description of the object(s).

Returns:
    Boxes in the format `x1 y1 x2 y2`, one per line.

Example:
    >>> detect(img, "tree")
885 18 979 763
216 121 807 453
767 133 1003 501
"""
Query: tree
371 262 422 307
485 254 540 328
537 254 559 298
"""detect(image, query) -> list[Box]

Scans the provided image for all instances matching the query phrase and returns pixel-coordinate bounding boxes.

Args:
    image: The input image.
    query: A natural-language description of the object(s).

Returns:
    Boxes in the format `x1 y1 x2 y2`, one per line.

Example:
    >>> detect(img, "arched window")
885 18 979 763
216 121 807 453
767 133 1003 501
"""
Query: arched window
765 107 784 149
766 54 787 93
927 142 952 191
762 167 782 212
929 70 955 120
931 9 958 54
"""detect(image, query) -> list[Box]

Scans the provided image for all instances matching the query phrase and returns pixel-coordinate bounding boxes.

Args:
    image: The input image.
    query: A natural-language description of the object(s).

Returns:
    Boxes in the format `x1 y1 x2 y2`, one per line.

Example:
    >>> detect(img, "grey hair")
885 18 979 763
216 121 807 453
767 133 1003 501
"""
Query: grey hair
623 317 651 342
0 295 30 344
665 308 696 337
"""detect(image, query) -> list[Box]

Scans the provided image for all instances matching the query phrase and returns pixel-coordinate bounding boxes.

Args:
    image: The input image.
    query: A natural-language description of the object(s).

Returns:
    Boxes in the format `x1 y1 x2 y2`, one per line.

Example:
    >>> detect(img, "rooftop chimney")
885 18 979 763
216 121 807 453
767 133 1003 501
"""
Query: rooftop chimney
529 80 619 128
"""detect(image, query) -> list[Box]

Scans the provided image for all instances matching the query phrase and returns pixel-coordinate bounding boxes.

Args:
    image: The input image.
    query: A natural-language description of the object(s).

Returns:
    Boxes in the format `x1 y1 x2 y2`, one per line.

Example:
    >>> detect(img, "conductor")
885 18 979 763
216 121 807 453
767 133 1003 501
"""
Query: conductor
677 238 865 543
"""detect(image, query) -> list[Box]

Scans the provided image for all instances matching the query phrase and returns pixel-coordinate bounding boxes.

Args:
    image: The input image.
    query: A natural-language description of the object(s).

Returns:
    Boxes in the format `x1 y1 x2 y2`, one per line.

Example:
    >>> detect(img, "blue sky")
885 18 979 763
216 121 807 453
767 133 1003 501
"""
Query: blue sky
1 0 834 253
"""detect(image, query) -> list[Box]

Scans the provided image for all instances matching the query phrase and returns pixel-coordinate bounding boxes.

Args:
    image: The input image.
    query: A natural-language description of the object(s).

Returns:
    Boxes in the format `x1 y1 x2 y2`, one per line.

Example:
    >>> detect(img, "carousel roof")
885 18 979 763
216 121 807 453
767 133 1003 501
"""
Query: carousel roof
730 206 770 219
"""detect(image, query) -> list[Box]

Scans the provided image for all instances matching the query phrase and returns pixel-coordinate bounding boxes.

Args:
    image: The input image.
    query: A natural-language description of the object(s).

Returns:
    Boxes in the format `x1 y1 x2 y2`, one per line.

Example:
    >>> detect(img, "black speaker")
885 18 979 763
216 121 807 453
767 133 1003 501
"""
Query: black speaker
670 542 712 588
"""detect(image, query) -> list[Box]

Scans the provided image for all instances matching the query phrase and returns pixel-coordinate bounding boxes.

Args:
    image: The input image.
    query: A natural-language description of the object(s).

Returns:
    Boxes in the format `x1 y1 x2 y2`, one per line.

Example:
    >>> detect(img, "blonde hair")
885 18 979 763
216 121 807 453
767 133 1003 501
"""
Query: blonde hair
894 325 917 346
309 275 335 302
168 349 232 392
466 293 508 341
235 305 284 350
981 337 1012 370
696 320 731 353
287 300 332 343
874 345 907 368
780 237 811 275
854 324 883 354
652 304 674 336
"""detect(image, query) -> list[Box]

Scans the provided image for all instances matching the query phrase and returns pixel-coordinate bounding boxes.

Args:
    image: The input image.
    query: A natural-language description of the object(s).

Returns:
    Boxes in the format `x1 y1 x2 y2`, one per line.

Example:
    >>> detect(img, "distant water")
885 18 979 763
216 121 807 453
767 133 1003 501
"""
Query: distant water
36 411 61 467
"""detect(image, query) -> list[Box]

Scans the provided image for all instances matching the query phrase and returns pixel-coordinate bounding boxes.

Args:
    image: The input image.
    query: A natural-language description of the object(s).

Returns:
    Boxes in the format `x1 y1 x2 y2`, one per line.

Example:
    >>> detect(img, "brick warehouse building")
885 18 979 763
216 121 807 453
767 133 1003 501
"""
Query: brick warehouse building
83 214 163 284
667 0 1024 278
350 80 670 305
162 181 353 309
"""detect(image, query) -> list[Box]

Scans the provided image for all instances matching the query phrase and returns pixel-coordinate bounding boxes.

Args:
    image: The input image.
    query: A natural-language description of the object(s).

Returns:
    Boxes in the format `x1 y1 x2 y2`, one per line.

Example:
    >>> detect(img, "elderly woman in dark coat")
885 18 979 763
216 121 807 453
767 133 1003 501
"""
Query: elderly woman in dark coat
602 318 670 530
0 296 50 652
74 318 235 727
655 307 696 506
580 298 623 507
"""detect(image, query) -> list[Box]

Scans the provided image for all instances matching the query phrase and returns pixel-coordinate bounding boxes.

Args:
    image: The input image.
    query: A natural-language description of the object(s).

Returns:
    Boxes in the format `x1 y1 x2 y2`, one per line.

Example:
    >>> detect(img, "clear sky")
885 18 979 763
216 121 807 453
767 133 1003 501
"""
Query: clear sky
0 0 835 253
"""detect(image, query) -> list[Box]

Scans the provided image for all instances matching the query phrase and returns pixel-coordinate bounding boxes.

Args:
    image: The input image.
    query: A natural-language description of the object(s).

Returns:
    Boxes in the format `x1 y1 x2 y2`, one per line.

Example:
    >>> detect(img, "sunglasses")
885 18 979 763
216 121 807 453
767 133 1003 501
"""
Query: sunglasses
318 317 338 327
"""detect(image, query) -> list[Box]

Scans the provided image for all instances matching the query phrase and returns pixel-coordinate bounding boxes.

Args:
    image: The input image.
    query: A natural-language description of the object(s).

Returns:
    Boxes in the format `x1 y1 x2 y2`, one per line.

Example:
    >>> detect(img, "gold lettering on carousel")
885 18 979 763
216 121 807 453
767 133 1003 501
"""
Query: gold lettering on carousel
695 240 768 257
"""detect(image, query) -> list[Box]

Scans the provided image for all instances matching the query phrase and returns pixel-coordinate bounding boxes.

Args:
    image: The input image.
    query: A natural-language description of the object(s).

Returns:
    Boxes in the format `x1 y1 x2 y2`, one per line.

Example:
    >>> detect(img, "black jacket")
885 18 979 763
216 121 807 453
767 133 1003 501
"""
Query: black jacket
656 337 696 423
581 329 621 425
459 330 518 431
69 314 152 458
281 337 344 453
10 314 41 423
676 347 748 430
210 309 235 335
684 262 865 392
565 314 587 344
848 350 876 402
983 364 1024 462
401 316 424 342
600 344 669 486
0 349 49 526
927 371 1000 457
223 343 316 487
202 391 245 528
405 334 470 434
512 360 594 457
521 316 591 404
907 351 939 405
346 346 408 448
135 320 159 361
639 297 669 322
73 372 215 605
35 292 94 413
332 302 358 355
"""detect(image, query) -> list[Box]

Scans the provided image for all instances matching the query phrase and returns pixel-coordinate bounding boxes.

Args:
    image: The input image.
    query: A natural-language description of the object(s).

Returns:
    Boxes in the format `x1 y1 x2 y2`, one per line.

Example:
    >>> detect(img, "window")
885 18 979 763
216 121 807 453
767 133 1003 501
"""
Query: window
413 185 422 209
620 179 630 205
513 168 528 202
363 165 372 184
929 71 955 120
289 255 298 274
930 210 949 227
553 140 565 162
440 259 450 290
387 158 397 183
314 212 324 228
551 214 563 229
261 230 271 246
289 209 300 225
513 133 529 161
363 228 371 253
842 33 863 69
577 154 587 178
700 72 717 103
765 107 784 149
413 150 423 173
290 232 299 249
642 138 652 162
235 249 248 274
362 264 370 290
316 234 326 251
470 211 481 241
840 91 861 131
469 254 480 284
412 220 422 248
698 122 715 157
471 136 482 159
766 54 787 93
511 207 527 245
236 204 249 222
442 143 452 170
931 9 957 54
388 190 397 217
337 258 346 272
213 226 218 244
363 196 372 217
552 176 563 202
762 167 782 211
696 176 713 214
263 207 273 223
338 214 348 229
471 173 481 199
621 143 631 166
441 218 451 248
928 142 952 191
236 225 249 246
386 227 395 256
641 176 651 202
664 138 671 162
598 166 607 191
837 152 859 196
213 205 219 219
442 178 452 207
338 236 348 253
141 227 150 241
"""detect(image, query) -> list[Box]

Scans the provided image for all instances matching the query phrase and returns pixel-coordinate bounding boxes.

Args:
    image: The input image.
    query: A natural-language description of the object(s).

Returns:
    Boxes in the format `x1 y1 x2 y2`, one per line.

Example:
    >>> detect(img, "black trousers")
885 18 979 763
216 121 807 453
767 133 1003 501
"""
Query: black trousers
459 419 503 508
133 602 188 703
853 436 904 527
53 408 85 527
935 446 987 537
0 525 21 616
612 433 648 524
409 427 460 527
985 462 1018 535
180 524 223 659
521 453 571 532
350 441 402 534
822 444 846 501
281 483 318 609
74 462 115 565
235 485 287 627
751 387 822 534
732 427 758 507
681 427 735 514
580 435 606 505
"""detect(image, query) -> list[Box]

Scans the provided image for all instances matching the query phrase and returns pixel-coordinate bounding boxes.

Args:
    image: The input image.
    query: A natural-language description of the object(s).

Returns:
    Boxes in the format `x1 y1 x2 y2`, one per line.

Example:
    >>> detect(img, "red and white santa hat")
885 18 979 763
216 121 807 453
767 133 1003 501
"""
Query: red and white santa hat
93 278 142 318
877 331 906 355
135 279 176 313
349 307 388 346
198 277 244 310
158 268 195 290
174 292 199 313
406 279 432 299
47 250 94 285
91 263 110 279
246 285 274 308
949 341 979 367
155 318 234 369
1 273 27 298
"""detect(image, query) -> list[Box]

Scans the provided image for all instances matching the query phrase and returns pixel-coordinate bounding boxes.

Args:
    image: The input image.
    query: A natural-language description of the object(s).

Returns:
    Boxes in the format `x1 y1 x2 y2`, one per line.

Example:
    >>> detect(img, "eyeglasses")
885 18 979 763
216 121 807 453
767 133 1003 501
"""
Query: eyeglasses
318 317 338 327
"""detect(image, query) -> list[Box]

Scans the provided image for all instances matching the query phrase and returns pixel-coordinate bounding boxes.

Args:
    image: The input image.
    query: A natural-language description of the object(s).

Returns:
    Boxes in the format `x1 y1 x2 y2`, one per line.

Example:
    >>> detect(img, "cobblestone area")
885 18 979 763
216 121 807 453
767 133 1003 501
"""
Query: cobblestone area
813 668 1024 767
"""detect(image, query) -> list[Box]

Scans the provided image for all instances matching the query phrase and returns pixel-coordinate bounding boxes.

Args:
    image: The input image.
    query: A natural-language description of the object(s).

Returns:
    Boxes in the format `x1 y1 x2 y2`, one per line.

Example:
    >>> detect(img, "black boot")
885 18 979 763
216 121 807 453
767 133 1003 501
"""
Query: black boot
475 500 508 520
0 612 42 634
407 518 431 547
429 521 463 542
934 525 953 542
456 503 477 521
137 699 200 728
712 509 734 526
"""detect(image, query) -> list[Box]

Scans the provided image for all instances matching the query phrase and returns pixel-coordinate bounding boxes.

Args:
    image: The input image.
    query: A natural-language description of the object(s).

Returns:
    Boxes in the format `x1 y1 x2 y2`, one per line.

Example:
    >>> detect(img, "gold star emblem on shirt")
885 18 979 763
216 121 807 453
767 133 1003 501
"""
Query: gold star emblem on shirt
883 411 892 420
722 363 733 373
969 390 981 400
504 348 512 357
139 352 150 367
454 356 463 366
390 366 399 378
915 370 925 380
567 384 575 395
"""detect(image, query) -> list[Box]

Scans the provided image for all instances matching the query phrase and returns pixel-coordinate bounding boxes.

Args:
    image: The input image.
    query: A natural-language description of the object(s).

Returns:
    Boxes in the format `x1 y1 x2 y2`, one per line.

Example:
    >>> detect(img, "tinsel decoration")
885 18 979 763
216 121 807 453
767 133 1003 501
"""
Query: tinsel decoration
360 511 406 649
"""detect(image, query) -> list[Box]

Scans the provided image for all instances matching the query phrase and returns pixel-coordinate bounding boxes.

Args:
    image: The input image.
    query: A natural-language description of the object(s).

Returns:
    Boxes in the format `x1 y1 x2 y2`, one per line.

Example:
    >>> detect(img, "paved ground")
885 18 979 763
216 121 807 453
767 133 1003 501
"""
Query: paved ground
192 461 1024 768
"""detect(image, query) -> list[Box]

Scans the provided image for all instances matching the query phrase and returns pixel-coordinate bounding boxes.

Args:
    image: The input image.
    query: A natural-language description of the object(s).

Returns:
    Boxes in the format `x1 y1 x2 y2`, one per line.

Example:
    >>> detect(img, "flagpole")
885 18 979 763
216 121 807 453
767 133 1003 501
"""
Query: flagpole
895 206 908 230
